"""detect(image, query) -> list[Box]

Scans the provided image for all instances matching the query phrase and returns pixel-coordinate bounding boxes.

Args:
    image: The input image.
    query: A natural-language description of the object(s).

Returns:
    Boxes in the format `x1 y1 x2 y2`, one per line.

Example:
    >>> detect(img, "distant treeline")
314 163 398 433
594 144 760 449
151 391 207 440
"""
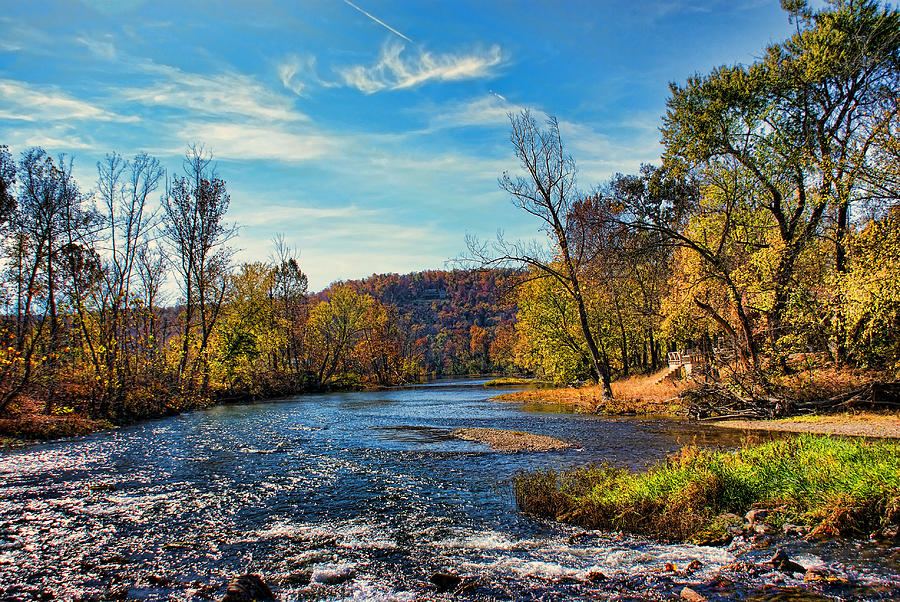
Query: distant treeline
318 269 518 377
0 143 519 424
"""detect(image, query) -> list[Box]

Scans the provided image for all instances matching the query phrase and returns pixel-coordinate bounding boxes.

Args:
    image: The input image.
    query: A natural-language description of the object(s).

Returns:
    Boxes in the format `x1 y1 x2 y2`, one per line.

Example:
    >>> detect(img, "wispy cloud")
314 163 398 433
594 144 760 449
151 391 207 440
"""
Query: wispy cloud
430 93 523 130
0 79 133 123
1 124 96 151
76 34 116 60
277 54 336 96
0 19 53 53
122 64 309 122
342 0 413 43
339 41 502 94
174 122 337 162
230 203 380 227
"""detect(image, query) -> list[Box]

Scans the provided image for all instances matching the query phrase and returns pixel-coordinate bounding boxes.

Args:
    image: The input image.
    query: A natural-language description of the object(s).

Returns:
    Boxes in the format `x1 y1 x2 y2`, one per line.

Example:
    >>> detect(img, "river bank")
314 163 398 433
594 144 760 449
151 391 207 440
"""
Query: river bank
494 370 687 415
708 412 900 439
514 434 900 545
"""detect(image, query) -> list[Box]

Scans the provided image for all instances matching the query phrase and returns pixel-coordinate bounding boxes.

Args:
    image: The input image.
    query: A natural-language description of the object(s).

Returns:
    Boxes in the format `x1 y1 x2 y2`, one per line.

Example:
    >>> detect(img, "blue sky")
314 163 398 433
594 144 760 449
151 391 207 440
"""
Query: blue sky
0 0 795 291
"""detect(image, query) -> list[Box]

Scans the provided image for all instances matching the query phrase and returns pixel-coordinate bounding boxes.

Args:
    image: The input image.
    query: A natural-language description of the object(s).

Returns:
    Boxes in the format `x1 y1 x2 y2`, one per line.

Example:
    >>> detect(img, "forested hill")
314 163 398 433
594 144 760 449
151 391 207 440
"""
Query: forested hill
318 269 519 376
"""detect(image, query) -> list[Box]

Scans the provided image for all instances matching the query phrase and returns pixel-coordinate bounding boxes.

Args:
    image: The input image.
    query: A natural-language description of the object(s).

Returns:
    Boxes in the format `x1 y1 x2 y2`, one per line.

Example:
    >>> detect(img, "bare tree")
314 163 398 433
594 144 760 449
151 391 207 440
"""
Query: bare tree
67 152 163 414
467 110 613 397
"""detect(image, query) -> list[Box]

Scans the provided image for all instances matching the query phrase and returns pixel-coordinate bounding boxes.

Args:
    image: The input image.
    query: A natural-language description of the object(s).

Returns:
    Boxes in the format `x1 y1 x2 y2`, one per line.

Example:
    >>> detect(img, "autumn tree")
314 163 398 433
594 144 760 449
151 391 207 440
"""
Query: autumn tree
307 285 374 385
468 111 613 397
65 152 163 415
162 145 236 392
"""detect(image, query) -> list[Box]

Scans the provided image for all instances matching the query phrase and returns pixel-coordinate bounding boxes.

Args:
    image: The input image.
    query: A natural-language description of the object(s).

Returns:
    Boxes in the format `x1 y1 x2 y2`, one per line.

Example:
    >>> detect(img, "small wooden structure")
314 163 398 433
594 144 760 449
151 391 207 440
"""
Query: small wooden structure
666 349 706 378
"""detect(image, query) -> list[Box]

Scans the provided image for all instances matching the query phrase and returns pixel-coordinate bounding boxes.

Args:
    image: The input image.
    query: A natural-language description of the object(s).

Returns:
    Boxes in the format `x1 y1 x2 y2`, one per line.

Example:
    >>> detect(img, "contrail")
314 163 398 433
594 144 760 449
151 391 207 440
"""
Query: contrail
343 0 413 43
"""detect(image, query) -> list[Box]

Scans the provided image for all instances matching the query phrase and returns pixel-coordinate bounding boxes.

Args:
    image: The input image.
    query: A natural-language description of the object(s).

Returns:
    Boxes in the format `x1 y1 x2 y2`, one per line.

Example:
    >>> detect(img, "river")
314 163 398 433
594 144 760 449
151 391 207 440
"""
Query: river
1 379 898 600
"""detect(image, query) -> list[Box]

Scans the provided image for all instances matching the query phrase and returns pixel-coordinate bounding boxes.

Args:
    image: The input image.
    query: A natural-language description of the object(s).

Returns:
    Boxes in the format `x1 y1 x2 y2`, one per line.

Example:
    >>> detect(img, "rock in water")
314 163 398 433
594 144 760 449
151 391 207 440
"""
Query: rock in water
430 572 462 592
769 549 805 575
680 586 707 601
221 574 275 602
804 567 850 585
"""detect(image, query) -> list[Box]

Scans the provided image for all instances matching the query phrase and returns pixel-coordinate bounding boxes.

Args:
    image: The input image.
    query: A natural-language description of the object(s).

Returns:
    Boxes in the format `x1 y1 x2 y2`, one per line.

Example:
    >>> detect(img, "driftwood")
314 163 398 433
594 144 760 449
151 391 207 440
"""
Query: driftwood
683 381 900 421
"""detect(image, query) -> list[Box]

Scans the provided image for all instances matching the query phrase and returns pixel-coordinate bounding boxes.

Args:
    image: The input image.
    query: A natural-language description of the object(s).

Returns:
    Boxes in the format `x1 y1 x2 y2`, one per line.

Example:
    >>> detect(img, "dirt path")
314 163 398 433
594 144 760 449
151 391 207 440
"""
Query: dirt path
709 413 900 439
452 427 572 452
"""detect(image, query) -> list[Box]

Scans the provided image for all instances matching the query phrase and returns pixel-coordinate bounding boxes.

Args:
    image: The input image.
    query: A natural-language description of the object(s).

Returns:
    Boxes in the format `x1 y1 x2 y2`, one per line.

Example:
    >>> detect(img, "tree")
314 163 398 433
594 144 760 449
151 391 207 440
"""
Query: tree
68 152 163 415
307 285 373 385
0 146 16 231
162 145 236 391
468 110 613 397
661 0 900 367
10 149 96 413
270 234 309 376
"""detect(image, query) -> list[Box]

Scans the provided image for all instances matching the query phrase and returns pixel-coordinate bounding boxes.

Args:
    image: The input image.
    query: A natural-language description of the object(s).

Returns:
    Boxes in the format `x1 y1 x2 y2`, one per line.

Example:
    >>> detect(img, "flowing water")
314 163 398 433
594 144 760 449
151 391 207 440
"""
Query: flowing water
1 379 898 601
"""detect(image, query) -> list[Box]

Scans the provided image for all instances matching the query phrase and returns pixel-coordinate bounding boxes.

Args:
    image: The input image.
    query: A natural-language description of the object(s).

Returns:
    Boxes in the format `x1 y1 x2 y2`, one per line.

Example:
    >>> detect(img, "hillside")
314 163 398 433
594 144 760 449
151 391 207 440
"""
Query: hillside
319 269 519 376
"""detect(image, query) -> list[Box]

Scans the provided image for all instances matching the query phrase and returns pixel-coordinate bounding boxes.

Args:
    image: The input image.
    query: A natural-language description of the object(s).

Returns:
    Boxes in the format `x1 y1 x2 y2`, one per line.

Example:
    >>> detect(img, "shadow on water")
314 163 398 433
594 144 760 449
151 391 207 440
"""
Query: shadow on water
0 379 898 601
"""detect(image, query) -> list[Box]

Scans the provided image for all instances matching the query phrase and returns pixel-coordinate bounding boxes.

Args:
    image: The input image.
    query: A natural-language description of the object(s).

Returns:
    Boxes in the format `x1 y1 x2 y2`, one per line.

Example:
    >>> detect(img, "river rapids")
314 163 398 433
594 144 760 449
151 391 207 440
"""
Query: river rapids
1 379 898 600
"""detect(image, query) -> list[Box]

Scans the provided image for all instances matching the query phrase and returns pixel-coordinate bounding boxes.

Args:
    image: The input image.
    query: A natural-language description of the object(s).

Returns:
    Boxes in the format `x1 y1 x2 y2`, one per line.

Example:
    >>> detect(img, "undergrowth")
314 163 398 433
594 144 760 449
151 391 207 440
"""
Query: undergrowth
514 434 900 542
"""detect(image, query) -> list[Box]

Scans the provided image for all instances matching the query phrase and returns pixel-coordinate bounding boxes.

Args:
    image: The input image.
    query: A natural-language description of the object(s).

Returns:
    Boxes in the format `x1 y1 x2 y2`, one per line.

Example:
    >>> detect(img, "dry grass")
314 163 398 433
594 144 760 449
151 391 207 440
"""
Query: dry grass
0 395 112 447
495 369 690 415
774 365 892 402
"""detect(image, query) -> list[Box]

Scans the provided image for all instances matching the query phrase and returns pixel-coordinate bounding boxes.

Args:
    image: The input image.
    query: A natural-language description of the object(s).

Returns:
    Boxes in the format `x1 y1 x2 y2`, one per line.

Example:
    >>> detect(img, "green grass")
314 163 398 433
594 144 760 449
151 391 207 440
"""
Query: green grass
483 377 545 387
514 434 900 542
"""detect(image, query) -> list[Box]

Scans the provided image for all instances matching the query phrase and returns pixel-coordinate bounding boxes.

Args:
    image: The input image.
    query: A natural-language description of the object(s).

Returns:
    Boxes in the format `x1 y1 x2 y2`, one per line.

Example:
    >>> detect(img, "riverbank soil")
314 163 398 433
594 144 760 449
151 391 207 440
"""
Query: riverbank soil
494 369 689 415
710 412 900 439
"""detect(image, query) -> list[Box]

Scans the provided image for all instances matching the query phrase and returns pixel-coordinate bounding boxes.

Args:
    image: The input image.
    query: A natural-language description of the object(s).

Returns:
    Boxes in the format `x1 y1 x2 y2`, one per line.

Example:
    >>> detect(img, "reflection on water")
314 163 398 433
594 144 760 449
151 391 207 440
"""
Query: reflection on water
0 379 897 601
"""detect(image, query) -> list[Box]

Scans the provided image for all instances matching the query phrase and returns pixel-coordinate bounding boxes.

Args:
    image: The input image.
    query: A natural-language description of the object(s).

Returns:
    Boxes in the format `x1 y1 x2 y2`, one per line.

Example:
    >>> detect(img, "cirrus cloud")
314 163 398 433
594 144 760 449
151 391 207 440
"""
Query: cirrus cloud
338 42 503 94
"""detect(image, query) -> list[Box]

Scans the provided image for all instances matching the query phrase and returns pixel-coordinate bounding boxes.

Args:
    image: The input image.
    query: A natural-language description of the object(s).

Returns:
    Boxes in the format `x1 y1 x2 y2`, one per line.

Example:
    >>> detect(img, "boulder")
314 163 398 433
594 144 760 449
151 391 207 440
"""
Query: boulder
684 559 703 574
680 586 707 601
221 574 275 602
804 567 850 585
769 549 805 575
429 572 462 593
744 508 769 526
781 524 809 536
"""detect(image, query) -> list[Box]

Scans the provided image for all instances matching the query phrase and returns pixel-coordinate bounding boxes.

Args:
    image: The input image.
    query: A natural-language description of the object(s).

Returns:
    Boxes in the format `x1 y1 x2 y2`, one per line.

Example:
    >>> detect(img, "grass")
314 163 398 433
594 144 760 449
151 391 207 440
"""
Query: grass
483 377 547 387
496 369 688 415
514 434 900 543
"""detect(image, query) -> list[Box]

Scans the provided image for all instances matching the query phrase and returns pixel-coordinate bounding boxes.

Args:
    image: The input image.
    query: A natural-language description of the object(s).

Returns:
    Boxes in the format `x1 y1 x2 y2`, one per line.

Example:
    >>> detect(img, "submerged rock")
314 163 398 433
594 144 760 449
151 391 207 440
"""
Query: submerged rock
311 565 354 585
429 572 462 593
221 574 275 602
279 571 311 586
769 549 805 575
680 586 707 601
804 566 851 585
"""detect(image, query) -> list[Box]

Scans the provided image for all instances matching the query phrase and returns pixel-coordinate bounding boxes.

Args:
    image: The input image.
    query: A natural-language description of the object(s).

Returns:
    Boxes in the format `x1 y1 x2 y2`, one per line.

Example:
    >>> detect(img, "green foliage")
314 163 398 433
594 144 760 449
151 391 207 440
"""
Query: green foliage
836 206 900 370
515 434 900 541
515 274 593 382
